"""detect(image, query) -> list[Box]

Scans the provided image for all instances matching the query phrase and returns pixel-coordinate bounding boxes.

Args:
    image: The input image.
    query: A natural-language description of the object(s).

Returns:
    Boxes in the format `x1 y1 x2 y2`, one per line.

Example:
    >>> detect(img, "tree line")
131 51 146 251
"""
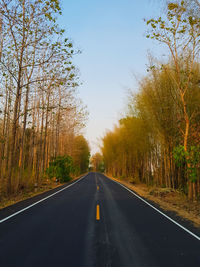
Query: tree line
102 0 200 200
0 0 90 196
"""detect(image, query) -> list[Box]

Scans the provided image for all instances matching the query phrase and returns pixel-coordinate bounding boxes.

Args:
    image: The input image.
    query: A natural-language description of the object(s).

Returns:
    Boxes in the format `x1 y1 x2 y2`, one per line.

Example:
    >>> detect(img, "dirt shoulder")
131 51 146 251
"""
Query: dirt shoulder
106 175 200 228
0 174 84 210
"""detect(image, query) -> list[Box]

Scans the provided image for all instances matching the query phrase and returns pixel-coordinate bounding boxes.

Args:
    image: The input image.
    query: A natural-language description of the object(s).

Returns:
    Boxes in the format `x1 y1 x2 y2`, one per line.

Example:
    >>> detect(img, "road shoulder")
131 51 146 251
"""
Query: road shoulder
104 174 200 237
0 174 87 221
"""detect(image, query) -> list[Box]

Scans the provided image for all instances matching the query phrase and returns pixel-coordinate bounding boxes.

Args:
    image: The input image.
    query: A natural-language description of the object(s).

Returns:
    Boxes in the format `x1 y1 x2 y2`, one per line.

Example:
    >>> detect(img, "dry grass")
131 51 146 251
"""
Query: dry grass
107 175 200 228
0 175 82 210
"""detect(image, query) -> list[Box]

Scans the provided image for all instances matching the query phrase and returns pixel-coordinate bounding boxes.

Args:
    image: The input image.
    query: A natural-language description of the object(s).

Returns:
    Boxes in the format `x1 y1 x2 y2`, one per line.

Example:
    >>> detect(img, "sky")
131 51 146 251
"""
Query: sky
59 0 164 155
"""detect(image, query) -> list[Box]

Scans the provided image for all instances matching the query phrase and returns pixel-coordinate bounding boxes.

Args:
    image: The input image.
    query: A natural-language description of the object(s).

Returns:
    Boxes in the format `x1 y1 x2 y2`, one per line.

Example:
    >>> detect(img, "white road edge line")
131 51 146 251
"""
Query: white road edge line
109 177 200 241
0 174 87 224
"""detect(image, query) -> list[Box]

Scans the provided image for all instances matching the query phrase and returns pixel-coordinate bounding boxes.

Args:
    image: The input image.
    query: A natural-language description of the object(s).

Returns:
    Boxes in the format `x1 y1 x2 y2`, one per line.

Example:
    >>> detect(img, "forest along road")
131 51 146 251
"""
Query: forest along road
0 173 199 267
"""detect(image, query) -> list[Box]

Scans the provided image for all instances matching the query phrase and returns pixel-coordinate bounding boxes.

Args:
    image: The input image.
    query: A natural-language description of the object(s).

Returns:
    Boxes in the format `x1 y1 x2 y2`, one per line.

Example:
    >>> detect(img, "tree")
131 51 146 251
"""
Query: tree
102 60 200 198
91 153 104 172
0 0 88 196
72 135 90 175
146 0 200 199
46 155 74 183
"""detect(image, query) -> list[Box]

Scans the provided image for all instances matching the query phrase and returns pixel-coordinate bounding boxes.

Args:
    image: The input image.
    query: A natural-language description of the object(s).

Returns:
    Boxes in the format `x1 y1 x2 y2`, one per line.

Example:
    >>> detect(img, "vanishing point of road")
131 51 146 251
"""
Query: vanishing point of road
0 173 199 267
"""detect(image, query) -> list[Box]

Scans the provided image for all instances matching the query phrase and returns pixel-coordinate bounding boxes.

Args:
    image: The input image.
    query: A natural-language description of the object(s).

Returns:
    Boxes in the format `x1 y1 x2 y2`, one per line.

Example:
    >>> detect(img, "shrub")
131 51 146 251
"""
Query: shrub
46 155 74 183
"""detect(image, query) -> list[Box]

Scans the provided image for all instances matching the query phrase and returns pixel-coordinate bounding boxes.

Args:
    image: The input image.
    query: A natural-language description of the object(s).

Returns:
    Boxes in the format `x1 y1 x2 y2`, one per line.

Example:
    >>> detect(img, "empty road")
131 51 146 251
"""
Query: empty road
0 172 199 266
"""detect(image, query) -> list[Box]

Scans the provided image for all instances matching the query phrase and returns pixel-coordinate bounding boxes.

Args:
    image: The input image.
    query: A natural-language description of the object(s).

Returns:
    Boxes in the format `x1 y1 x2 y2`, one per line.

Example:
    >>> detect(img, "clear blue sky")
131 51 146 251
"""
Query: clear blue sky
59 0 164 154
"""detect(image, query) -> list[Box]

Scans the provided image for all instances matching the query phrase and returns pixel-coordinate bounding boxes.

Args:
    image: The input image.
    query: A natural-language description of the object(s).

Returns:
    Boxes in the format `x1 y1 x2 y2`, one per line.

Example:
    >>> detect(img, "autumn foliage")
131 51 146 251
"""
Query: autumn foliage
102 1 200 200
0 0 89 196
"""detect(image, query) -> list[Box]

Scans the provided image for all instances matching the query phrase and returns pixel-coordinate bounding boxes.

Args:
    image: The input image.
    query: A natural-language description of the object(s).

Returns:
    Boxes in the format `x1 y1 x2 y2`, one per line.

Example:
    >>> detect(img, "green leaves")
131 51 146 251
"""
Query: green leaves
173 145 187 167
188 16 198 26
46 155 74 183
168 3 179 10
173 145 200 182
145 0 199 47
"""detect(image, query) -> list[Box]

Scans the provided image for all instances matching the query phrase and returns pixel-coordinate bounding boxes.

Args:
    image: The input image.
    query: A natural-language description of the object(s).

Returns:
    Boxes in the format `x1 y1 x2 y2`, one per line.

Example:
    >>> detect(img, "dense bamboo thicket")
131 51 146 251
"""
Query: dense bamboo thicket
0 0 89 196
102 1 200 200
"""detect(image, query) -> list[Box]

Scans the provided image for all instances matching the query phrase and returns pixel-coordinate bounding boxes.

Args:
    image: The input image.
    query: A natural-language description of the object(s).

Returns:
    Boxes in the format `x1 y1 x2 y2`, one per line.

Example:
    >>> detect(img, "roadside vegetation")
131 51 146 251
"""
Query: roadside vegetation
90 153 105 172
102 1 200 202
0 0 90 200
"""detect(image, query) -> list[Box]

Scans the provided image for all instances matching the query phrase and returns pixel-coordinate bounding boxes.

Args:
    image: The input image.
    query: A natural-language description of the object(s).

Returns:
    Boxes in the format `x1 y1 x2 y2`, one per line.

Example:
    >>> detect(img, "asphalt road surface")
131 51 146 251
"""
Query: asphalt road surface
0 172 199 267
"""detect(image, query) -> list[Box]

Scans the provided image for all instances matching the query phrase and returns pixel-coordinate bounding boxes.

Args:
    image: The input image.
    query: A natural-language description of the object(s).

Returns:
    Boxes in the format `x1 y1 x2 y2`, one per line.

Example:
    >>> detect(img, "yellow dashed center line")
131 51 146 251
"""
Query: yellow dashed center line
96 204 100 220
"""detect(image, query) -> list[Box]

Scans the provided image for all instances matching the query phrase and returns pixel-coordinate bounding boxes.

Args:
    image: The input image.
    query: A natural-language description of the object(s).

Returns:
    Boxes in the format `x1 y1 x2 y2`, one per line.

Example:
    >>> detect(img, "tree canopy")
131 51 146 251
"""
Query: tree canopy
102 0 200 200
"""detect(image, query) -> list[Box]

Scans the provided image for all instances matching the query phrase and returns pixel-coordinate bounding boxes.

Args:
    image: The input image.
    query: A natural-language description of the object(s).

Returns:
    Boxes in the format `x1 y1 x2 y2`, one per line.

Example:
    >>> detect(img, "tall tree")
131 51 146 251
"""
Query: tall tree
146 0 200 199
0 0 88 195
